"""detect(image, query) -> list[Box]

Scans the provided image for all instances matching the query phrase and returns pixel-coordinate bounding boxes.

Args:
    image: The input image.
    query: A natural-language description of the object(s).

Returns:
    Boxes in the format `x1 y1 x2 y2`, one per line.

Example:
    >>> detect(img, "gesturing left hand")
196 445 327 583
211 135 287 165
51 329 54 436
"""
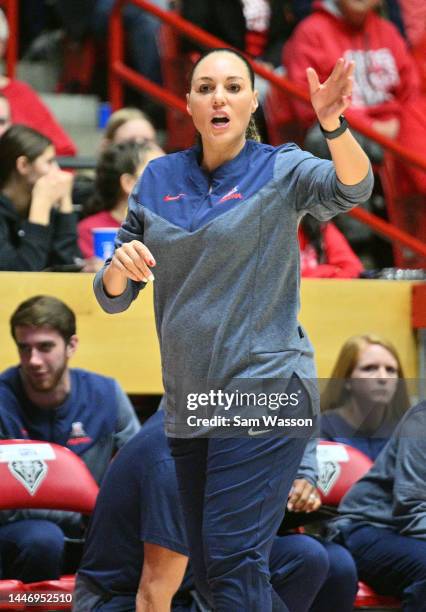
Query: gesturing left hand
307 58 354 132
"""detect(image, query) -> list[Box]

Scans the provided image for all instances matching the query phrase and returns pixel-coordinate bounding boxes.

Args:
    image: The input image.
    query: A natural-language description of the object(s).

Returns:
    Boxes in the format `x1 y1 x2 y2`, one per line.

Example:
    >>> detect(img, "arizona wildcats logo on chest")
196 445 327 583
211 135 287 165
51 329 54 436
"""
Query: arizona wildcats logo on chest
218 185 243 204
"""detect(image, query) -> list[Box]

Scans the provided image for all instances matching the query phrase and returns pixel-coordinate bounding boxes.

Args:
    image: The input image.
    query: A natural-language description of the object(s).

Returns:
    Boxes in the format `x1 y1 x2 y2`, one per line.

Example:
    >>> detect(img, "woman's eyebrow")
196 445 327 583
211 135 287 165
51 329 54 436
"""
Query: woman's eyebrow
195 76 245 82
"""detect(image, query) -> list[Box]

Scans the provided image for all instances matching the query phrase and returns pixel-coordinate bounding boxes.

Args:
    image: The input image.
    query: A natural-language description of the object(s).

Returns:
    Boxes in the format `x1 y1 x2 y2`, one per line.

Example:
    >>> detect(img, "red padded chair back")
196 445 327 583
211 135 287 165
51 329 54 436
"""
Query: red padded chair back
0 580 26 610
316 441 373 506
0 440 98 513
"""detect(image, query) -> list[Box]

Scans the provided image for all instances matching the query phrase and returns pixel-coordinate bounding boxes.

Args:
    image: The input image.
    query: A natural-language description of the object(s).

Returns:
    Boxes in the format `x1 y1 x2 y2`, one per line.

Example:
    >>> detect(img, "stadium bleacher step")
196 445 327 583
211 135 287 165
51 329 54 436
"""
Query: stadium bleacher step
15 59 102 156
40 92 102 156
17 59 60 93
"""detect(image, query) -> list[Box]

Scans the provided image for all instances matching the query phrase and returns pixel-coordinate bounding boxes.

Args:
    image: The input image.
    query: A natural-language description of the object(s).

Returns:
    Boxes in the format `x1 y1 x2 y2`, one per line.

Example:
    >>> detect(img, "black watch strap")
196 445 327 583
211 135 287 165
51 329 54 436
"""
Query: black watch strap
320 115 348 140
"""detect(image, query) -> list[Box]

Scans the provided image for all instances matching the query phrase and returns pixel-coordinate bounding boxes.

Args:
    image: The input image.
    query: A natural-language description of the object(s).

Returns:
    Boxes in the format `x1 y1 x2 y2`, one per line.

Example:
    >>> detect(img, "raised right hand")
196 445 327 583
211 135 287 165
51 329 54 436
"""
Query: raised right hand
109 239 156 283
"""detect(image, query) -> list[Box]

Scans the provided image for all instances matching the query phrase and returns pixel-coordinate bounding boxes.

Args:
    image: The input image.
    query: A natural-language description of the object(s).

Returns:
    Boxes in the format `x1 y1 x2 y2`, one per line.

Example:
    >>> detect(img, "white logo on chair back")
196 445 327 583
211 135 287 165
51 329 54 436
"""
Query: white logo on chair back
8 459 48 495
317 460 341 495
0 443 55 462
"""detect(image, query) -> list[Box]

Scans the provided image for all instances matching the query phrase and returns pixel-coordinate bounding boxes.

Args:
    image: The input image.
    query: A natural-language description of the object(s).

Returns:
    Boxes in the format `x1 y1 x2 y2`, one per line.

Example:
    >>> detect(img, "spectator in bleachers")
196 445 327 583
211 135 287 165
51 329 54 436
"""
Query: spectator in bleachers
320 333 410 460
282 0 426 194
101 107 159 150
78 140 164 259
72 109 161 228
0 295 140 582
181 0 297 107
0 125 82 271
0 9 77 157
181 0 295 69
333 399 426 612
74 409 358 612
0 92 11 137
92 0 165 114
290 0 406 36
299 215 364 278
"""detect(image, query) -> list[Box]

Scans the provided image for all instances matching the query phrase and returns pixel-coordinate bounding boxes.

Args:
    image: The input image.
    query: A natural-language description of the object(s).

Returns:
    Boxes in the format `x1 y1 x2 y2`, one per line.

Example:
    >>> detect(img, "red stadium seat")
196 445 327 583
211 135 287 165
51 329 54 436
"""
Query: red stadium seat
316 440 373 506
316 441 401 609
23 576 76 611
0 440 99 611
356 581 401 609
0 580 26 610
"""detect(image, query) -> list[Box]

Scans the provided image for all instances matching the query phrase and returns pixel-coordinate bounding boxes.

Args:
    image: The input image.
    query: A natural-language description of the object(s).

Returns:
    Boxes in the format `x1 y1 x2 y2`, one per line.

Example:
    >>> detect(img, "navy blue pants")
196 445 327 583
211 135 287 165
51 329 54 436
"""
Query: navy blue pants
169 432 308 611
272 535 357 612
340 523 426 612
0 520 64 582
73 536 356 611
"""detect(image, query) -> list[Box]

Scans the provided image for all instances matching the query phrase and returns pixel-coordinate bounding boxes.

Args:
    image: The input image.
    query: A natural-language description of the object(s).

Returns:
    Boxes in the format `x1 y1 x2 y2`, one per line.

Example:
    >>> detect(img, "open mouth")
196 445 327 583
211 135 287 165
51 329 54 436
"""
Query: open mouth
211 116 230 127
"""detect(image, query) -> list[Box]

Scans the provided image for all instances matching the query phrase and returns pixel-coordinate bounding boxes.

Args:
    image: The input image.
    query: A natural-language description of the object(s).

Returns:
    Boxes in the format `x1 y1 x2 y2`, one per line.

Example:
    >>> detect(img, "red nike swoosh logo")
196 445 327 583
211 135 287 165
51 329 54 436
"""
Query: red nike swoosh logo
164 194 185 201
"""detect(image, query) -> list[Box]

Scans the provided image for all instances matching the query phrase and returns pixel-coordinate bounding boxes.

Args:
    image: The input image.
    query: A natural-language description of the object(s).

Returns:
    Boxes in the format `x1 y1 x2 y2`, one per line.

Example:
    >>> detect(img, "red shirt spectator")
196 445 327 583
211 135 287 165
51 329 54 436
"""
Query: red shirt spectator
0 9 76 157
283 0 426 195
298 220 363 278
1 80 77 157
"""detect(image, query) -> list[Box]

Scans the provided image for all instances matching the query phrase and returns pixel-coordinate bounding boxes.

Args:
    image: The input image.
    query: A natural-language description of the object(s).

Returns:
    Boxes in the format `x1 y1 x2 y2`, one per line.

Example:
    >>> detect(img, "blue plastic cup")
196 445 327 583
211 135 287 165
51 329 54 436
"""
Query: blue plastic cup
92 227 118 260
98 102 112 129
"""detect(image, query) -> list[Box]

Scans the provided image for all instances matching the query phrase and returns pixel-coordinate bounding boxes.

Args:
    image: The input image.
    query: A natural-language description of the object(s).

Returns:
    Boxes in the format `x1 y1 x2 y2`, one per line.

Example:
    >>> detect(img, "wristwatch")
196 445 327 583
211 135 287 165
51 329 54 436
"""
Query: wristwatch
320 115 348 140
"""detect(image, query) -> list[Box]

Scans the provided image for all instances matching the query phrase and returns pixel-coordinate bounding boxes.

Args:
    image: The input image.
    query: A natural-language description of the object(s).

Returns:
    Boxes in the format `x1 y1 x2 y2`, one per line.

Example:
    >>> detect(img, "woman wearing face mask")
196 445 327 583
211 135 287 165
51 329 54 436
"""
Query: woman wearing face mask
0 124 80 271
94 48 373 611
321 333 410 460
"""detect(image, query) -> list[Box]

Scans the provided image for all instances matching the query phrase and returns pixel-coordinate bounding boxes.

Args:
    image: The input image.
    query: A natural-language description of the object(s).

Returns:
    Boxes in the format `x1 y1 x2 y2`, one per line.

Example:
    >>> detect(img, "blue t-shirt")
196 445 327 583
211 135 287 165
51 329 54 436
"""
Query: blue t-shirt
78 410 188 594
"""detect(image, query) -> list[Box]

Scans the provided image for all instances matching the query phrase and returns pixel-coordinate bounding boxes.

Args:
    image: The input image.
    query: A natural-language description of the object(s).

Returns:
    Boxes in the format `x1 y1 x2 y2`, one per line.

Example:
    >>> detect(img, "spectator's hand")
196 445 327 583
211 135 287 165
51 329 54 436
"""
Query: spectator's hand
287 478 322 513
307 58 354 131
29 168 74 225
372 118 400 140
57 170 74 213
110 240 156 283
32 168 74 208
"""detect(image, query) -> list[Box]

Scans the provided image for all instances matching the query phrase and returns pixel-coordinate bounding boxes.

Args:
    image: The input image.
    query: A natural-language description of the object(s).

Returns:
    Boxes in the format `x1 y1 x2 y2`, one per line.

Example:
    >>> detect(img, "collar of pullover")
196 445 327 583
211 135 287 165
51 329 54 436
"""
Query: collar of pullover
187 140 255 192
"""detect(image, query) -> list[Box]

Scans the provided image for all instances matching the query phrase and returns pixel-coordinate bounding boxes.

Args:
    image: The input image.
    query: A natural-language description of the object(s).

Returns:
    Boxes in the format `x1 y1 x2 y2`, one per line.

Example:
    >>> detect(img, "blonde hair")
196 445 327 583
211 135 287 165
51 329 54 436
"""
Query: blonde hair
104 108 155 143
321 333 410 419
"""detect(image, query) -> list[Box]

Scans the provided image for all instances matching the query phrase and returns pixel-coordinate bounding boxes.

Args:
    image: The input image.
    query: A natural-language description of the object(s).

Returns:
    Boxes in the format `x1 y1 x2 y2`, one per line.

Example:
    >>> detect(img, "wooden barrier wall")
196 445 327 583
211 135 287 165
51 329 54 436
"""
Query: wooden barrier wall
0 273 418 393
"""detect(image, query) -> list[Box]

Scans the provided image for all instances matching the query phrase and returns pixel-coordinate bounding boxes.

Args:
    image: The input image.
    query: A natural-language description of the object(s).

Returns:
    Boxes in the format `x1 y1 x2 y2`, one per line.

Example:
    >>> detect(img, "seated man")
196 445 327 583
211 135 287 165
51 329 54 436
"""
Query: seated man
332 400 426 612
0 295 140 582
73 409 357 612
